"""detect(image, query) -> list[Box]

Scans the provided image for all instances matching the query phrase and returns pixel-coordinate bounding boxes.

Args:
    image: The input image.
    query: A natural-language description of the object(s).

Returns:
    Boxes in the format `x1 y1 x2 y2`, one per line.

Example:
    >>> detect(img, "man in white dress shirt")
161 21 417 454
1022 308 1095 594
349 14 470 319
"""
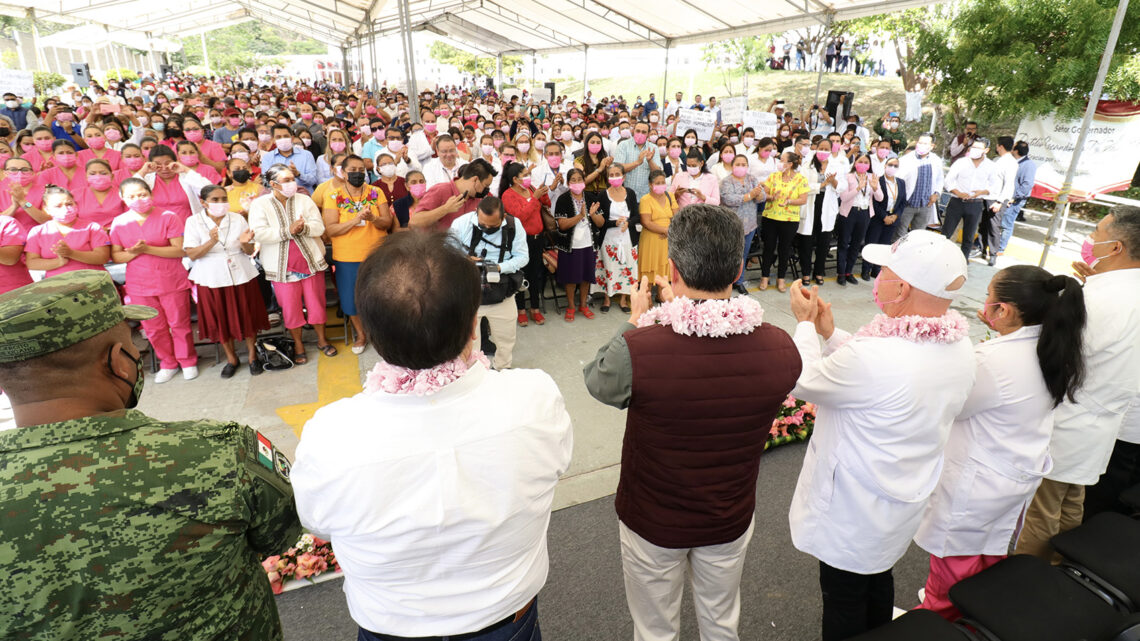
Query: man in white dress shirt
787 230 975 641
895 134 944 240
942 137 1001 259
422 134 468 187
291 231 573 641
1017 206 1140 552
980 136 1020 265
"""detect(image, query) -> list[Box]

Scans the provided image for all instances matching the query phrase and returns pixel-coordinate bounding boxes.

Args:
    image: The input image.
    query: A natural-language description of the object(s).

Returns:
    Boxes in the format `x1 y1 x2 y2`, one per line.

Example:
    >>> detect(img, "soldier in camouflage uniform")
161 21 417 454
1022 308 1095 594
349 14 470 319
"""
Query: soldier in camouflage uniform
0 271 302 641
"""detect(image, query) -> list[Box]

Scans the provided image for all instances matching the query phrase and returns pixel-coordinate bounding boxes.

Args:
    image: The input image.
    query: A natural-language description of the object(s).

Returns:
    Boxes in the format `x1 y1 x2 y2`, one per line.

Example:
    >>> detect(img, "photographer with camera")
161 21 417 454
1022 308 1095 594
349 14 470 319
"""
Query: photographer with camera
450 196 529 370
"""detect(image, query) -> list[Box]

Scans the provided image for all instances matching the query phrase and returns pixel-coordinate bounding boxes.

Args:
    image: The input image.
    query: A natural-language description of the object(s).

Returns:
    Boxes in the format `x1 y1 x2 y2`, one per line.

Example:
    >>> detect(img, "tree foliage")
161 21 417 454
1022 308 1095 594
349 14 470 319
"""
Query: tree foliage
180 22 326 73
428 41 523 78
700 36 772 72
914 0 1140 121
33 71 66 97
841 6 952 92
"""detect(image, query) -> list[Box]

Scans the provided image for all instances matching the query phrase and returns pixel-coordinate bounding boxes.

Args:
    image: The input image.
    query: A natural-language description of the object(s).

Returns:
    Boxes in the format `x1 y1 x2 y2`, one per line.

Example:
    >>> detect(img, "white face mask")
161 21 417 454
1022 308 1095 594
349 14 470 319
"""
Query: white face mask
378 164 396 177
968 147 985 159
684 137 696 146
687 166 700 176
916 142 932 155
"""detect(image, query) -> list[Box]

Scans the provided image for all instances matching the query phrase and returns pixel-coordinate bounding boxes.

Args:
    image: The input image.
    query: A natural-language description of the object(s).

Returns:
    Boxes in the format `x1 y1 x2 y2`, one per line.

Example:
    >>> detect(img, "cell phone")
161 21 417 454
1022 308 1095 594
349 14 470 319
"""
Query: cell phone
101 103 121 114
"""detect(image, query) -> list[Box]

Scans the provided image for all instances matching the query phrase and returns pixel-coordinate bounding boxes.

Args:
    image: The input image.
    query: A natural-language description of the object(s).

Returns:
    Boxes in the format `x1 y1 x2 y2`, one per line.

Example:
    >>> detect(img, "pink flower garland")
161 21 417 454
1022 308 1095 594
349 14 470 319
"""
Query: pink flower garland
853 310 970 344
364 351 491 396
636 296 765 337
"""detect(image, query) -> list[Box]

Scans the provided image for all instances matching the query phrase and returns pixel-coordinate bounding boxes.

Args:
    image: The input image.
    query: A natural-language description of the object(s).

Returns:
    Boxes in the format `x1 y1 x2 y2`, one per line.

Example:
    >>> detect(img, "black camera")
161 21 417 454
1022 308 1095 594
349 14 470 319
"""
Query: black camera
474 259 502 283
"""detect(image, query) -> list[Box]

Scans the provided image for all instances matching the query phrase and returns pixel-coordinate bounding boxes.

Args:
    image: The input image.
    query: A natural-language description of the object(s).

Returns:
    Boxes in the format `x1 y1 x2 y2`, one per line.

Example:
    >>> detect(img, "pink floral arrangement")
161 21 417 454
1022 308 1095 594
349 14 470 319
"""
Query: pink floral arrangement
767 395 817 450
636 295 765 337
364 351 491 396
852 310 970 345
262 533 340 594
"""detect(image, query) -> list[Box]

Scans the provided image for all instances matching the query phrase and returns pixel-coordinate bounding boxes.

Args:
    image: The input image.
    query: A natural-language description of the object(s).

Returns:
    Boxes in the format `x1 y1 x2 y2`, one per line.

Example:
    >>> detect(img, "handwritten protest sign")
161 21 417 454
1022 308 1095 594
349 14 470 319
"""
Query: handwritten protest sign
676 108 716 140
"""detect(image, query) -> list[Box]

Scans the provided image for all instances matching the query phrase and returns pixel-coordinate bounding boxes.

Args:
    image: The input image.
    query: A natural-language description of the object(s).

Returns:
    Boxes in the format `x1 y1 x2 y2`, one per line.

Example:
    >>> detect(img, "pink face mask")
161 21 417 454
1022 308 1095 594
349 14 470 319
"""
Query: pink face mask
521 177 532 189
759 149 772 160
127 197 153 213
11 171 34 186
815 151 830 162
301 113 313 121
49 204 79 224
330 141 346 153
229 118 242 128
876 148 890 159
55 154 77 168
547 156 562 169
668 147 682 159
184 129 204 142
569 183 586 194
872 277 904 311
732 166 748 178
34 139 53 152
178 154 199 166
408 183 427 198
722 152 735 164
123 156 145 172
633 132 647 145
587 142 602 155
87 174 113 190
387 140 404 152
885 165 899 177
86 137 106 150
831 142 842 153
651 184 667 195
854 162 870 174
424 123 437 133
607 176 623 187
105 129 123 142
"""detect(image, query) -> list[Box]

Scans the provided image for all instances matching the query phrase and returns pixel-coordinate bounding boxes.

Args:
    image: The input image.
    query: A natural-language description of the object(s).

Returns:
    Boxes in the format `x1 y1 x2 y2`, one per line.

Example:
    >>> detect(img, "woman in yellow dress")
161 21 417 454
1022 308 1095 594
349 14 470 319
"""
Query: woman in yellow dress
638 169 678 297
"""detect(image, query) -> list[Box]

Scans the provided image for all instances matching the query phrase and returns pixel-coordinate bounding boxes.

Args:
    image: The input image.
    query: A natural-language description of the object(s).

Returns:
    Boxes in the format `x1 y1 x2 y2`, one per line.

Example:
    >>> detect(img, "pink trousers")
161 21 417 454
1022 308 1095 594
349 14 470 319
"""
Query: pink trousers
272 272 327 329
918 554 1005 620
133 290 197 370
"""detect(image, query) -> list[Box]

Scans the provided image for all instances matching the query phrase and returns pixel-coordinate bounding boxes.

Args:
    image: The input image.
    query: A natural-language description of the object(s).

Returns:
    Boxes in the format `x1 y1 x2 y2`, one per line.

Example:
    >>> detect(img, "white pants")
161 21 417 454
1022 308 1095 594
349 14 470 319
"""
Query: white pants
477 297 517 370
619 517 756 641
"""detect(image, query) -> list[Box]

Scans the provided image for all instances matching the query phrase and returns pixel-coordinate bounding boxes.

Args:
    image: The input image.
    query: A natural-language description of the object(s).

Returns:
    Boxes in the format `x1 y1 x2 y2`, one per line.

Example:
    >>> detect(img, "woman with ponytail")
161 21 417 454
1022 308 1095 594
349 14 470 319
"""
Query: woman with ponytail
913 265 1086 620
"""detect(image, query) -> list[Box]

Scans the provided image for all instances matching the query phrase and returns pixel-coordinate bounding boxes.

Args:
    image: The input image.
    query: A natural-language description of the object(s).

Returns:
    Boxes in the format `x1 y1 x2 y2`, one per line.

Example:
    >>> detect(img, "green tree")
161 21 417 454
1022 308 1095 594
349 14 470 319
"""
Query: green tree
180 22 326 73
841 6 951 93
914 0 1140 122
700 36 772 72
428 41 522 78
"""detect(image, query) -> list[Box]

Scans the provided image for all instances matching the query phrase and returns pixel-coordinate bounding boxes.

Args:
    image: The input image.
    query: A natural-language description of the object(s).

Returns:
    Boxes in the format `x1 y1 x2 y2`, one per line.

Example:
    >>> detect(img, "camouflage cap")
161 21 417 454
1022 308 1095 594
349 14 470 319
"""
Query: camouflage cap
0 271 156 363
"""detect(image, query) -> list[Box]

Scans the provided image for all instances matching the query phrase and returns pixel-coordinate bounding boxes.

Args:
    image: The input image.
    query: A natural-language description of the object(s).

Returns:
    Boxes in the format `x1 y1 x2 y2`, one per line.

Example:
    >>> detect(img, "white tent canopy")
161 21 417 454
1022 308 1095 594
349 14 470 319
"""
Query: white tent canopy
37 24 182 54
14 0 944 54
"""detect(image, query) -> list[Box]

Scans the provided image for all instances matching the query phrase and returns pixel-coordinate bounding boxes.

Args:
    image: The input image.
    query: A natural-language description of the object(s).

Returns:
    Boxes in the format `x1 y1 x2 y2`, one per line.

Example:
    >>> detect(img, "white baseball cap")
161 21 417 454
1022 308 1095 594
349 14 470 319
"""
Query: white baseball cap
861 230 967 299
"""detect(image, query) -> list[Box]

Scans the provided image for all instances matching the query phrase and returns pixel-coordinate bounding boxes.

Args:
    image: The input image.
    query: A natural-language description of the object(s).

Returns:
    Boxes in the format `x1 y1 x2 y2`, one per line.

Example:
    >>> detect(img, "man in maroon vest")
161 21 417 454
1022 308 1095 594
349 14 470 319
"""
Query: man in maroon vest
585 203 802 641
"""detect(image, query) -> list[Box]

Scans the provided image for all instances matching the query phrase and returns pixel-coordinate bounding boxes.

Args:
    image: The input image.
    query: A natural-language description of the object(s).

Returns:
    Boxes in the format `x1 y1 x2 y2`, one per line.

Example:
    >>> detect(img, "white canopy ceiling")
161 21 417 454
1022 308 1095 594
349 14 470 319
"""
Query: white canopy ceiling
14 0 945 55
36 24 183 53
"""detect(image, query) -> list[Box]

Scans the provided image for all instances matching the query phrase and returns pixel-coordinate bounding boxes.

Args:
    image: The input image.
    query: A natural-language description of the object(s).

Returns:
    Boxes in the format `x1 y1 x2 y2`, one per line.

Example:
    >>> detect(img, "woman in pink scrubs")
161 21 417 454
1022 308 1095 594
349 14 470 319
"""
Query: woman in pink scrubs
114 144 146 183
0 213 32 294
110 177 198 383
37 141 88 194
25 184 111 277
175 140 222 185
74 159 123 229
77 124 122 171
21 127 55 172
137 145 211 225
0 157 48 232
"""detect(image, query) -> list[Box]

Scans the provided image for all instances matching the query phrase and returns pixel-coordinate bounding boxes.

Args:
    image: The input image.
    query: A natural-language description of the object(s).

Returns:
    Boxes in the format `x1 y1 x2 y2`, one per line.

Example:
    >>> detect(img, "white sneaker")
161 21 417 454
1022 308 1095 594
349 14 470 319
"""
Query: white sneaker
182 366 199 381
154 368 178 384
351 344 366 355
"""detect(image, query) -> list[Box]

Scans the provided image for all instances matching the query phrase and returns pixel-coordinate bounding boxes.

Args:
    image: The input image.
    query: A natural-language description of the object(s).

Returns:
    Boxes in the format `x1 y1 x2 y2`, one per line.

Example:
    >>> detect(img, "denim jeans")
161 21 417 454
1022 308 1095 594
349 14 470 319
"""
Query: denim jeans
358 599 541 641
737 229 757 285
999 200 1024 252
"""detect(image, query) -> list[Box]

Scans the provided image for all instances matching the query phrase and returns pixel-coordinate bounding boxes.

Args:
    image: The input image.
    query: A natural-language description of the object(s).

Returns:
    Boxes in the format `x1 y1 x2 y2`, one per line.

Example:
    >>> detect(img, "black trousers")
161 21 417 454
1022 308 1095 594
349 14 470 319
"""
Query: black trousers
819 562 894 641
836 208 870 277
861 215 897 278
1085 440 1140 519
799 197 833 279
942 198 984 258
979 201 1003 256
761 219 799 279
515 234 546 310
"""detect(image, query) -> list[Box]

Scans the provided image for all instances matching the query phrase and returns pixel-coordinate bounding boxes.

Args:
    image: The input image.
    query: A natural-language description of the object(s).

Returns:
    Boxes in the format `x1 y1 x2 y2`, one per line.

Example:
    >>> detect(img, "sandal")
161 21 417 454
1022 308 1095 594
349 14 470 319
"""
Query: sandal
813 276 825 286
578 305 595 319
294 351 308 365
777 279 787 294
317 343 338 357
759 278 769 291
531 311 546 325
801 277 811 287
564 307 575 322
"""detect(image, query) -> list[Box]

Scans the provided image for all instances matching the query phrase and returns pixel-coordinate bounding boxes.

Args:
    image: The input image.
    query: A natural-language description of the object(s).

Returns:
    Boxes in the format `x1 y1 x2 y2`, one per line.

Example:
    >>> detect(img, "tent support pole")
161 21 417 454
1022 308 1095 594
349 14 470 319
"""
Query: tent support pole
1040 0 1129 267
582 45 588 97
368 19 378 91
662 38 670 107
497 53 503 91
397 0 419 123
812 13 833 108
199 32 209 75
147 32 159 77
341 46 350 85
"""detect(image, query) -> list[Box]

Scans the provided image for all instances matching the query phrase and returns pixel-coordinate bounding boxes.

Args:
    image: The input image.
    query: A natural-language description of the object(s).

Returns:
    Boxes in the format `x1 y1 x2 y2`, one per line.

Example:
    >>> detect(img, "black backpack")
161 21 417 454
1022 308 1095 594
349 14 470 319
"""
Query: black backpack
469 217 527 305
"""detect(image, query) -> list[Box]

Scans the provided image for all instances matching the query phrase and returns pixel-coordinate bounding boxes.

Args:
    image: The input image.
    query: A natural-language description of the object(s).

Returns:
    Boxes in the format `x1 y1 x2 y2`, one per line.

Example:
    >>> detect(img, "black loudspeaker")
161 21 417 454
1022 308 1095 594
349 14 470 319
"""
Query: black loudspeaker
70 63 90 85
825 90 854 121
544 81 555 99
159 64 173 77
486 77 494 89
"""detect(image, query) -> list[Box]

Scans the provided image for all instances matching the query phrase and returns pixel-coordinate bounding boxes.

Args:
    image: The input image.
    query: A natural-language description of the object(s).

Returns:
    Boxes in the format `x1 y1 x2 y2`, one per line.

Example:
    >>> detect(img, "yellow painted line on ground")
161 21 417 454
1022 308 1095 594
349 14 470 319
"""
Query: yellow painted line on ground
1002 237 1075 274
276 337 362 438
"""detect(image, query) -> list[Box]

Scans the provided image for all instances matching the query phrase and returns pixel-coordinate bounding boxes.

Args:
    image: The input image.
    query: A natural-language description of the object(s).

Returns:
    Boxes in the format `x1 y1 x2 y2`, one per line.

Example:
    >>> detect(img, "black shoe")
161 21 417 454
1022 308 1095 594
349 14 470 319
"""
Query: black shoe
813 276 825 286
600 304 611 313
969 248 983 259
845 274 858 285
249 359 264 376
987 255 997 267
735 283 750 295
836 276 847 286
860 273 871 282
220 362 238 379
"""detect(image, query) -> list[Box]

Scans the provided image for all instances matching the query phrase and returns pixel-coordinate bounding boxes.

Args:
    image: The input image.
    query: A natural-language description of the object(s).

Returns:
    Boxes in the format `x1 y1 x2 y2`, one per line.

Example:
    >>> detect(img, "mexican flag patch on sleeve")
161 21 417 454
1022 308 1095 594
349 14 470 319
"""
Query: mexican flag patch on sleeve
256 432 274 471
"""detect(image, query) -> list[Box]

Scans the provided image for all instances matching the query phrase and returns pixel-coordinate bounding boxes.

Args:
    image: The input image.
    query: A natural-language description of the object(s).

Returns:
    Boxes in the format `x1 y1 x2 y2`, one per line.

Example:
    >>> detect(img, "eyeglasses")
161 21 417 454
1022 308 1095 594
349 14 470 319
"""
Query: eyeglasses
5 167 32 173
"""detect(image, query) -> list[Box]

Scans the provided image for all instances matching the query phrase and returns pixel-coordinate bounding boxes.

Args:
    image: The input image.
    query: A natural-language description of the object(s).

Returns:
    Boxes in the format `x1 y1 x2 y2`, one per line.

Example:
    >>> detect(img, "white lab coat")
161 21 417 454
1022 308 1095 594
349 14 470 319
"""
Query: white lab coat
788 319 975 574
914 325 1055 557
1049 268 1140 478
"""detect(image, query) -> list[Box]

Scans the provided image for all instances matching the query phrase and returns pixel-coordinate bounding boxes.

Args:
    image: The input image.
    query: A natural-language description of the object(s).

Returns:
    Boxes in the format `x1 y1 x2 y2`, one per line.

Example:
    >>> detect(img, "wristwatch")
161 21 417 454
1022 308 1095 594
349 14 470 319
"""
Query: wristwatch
21 201 32 210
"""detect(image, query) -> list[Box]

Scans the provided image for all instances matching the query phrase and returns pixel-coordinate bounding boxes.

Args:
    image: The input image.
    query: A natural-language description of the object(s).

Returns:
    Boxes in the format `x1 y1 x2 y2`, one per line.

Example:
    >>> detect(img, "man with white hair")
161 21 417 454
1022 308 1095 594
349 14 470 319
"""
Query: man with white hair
787 230 976 641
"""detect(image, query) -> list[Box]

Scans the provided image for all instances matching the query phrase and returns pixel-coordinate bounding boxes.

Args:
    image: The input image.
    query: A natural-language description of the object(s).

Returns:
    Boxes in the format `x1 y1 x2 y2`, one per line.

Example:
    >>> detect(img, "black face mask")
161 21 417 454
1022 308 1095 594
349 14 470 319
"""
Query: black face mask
0 127 9 137
165 128 183 139
107 347 144 409
231 169 251 183
477 222 502 234
475 187 490 199
346 171 366 187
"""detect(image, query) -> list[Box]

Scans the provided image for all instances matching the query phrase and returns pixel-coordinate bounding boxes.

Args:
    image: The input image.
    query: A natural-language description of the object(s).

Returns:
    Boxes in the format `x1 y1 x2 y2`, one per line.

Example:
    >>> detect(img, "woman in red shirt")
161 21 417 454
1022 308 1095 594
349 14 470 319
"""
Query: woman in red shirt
498 161 550 326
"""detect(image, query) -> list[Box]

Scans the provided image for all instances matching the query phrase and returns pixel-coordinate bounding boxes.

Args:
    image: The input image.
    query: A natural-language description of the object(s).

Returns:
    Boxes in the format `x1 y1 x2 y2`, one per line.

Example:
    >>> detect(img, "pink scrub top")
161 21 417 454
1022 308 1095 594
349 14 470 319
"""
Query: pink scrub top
25 220 111 277
109 209 190 297
74 185 124 229
0 217 32 294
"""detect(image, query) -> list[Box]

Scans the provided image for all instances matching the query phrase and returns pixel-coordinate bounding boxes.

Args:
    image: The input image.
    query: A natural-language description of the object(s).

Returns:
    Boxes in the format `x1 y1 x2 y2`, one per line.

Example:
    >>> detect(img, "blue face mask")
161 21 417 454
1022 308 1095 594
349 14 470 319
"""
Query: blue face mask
152 123 165 131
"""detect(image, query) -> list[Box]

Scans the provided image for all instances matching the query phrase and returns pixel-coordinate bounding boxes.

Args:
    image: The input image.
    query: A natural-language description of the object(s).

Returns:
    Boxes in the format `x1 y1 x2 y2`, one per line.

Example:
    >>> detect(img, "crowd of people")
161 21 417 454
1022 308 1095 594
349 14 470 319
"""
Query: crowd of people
0 71 1138 641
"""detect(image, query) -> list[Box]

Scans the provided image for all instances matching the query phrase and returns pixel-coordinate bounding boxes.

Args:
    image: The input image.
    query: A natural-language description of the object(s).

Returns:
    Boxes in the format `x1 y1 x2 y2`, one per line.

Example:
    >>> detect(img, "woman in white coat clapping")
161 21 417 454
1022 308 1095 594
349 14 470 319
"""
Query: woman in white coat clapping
913 265 1087 620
